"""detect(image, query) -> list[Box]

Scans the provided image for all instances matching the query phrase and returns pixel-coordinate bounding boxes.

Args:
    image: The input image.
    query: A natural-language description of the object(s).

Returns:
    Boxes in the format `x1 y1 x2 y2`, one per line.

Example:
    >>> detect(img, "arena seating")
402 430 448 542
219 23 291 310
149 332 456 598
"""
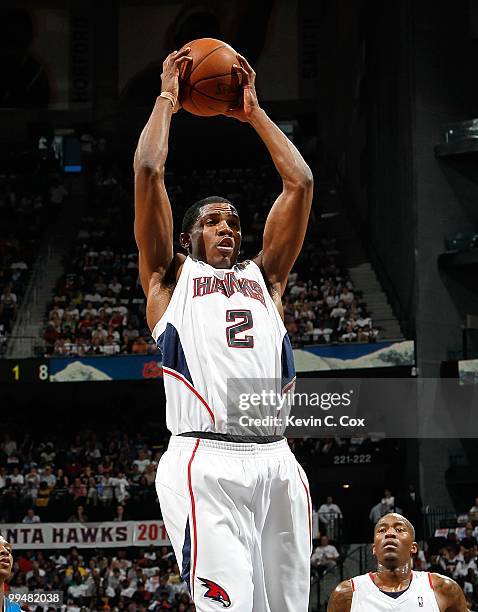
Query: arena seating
43 213 155 357
6 545 194 611
0 146 66 355
41 148 379 355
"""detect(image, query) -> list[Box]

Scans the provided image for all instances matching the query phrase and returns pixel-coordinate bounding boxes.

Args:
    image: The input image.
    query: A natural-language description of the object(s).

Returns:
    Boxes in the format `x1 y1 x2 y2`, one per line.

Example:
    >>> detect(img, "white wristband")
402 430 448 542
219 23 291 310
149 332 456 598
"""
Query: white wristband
159 91 177 112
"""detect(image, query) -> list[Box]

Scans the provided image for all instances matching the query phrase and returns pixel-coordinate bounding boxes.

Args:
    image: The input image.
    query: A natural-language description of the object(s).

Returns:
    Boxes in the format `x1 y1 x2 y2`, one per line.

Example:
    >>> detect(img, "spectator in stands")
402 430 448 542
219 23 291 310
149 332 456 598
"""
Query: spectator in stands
24 466 40 501
369 491 399 524
381 488 396 510
113 504 128 522
395 484 421 530
339 323 358 342
133 449 151 473
67 572 89 601
10 466 24 488
454 548 478 579
122 322 139 351
469 497 478 523
311 535 340 576
0 284 17 332
318 495 343 540
49 178 68 212
35 480 51 507
22 508 40 523
461 527 478 550
68 505 88 523
132 335 150 354
69 477 87 504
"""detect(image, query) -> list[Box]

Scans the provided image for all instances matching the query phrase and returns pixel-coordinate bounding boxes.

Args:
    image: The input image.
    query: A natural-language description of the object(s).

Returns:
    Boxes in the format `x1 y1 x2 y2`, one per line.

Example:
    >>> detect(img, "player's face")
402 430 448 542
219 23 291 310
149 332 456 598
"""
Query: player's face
372 514 417 569
187 203 242 268
0 537 13 580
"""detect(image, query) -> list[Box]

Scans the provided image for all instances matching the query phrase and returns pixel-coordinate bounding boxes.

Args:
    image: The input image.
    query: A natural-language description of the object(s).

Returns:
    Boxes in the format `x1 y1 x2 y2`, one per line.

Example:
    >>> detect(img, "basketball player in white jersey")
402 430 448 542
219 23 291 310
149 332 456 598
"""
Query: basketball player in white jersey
327 513 468 611
134 48 314 611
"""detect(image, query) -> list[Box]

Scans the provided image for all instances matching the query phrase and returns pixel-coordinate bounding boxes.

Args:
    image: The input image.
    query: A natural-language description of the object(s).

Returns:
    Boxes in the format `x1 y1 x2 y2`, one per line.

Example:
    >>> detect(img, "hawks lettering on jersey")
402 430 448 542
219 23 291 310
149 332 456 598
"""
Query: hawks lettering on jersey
192 272 266 307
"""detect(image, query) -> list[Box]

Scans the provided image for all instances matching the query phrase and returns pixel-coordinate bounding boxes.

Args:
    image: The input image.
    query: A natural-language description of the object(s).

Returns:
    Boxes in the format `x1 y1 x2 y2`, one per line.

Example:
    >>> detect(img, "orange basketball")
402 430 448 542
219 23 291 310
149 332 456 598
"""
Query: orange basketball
178 38 242 117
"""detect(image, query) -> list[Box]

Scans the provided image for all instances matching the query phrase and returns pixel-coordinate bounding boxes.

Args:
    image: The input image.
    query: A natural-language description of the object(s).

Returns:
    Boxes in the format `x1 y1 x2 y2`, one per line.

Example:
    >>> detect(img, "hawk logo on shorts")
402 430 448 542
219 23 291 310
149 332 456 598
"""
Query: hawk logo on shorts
198 577 231 607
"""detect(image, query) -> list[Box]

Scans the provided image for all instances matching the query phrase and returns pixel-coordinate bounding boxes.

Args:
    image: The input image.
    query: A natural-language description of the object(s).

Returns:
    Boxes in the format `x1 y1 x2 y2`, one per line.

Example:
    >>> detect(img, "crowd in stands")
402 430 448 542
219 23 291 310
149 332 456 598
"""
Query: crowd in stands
6 545 195 611
42 217 155 357
0 149 67 354
41 145 379 355
423 502 478 611
0 430 162 524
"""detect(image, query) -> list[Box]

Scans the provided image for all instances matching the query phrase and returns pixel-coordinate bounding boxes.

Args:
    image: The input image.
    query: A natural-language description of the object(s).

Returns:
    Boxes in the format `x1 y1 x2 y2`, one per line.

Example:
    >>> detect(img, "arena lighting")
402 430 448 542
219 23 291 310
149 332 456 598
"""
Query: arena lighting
343 484 351 489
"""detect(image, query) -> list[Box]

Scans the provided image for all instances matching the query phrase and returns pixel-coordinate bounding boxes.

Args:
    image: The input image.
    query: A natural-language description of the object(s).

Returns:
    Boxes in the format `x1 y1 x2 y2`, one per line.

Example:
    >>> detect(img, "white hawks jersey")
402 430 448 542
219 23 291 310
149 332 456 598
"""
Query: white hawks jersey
152 256 295 435
350 571 440 611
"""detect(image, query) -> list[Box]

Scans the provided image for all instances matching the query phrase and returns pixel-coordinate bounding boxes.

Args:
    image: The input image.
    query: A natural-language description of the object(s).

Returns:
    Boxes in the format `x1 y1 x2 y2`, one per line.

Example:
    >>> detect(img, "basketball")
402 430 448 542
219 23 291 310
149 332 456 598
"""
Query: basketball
178 38 242 117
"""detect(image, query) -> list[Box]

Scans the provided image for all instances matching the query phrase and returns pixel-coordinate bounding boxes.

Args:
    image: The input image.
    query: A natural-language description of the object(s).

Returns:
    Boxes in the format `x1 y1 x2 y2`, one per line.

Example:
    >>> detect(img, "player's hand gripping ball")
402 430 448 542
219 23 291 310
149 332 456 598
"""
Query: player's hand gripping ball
161 47 193 113
177 38 246 117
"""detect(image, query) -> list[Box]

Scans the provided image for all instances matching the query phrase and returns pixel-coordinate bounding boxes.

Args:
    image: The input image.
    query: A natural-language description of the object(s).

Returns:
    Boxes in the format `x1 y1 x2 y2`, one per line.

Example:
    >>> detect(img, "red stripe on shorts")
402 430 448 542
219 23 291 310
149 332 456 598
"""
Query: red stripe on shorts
187 438 201 598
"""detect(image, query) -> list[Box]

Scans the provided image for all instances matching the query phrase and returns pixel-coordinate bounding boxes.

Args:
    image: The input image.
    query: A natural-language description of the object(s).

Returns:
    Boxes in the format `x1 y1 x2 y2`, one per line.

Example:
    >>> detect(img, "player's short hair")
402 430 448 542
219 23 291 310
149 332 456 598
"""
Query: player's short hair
181 196 236 233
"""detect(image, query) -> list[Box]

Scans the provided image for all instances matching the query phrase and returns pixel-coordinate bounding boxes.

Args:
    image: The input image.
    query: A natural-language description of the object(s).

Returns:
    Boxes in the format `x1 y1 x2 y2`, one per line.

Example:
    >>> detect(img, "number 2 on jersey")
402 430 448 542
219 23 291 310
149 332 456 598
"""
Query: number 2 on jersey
226 309 254 348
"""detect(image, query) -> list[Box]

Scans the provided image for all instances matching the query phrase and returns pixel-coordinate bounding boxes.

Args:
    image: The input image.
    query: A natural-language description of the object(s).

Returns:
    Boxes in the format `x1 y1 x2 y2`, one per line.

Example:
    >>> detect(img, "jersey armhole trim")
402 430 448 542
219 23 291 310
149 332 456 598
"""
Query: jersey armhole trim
151 256 191 342
350 578 355 592
428 572 434 589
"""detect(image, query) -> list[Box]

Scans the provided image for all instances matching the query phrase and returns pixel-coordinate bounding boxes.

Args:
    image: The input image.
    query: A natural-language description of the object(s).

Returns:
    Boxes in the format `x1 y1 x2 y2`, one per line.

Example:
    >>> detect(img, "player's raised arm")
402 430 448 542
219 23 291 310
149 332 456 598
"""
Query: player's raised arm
133 48 192 297
224 54 314 295
326 580 353 612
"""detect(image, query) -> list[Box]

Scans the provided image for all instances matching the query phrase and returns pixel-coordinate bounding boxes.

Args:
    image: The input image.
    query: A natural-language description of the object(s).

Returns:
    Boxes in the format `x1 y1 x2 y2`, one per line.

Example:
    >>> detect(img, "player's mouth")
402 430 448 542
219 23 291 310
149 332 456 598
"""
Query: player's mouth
382 541 399 550
216 238 234 254
0 559 10 568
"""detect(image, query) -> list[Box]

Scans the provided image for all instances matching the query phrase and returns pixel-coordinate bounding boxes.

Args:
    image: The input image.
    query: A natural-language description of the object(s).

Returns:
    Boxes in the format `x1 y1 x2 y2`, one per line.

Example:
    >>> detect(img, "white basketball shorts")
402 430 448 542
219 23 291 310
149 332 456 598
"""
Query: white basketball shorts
155 435 312 611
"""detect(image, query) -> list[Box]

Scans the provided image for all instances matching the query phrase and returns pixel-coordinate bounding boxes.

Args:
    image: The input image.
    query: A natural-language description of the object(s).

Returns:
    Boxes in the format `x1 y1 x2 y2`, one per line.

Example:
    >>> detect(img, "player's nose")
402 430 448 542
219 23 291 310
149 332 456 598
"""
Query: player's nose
217 221 233 235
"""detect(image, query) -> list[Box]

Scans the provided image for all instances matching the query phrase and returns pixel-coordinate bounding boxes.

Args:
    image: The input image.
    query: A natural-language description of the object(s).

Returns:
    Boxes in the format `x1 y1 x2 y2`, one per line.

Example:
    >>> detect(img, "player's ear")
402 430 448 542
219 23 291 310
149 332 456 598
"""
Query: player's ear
180 232 191 252
372 543 376 557
411 541 418 555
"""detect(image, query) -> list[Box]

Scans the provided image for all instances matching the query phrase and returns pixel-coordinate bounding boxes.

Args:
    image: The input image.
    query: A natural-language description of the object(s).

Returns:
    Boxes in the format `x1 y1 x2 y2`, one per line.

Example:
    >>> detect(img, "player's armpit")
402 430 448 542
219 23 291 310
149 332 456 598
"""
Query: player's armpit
326 579 353 612
146 254 185 332
430 573 469 612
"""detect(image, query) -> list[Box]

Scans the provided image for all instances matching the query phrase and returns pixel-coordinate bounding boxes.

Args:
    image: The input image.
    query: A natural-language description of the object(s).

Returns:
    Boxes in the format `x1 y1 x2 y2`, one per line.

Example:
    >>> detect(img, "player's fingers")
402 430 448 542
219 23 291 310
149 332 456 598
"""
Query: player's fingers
174 56 192 67
163 50 177 65
164 47 190 67
236 53 256 76
233 64 248 84
175 46 191 57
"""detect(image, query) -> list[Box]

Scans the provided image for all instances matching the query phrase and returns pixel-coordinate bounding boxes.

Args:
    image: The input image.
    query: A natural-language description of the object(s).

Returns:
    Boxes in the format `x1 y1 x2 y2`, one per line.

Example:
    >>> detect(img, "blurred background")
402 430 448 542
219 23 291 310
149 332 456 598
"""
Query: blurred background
0 0 478 610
